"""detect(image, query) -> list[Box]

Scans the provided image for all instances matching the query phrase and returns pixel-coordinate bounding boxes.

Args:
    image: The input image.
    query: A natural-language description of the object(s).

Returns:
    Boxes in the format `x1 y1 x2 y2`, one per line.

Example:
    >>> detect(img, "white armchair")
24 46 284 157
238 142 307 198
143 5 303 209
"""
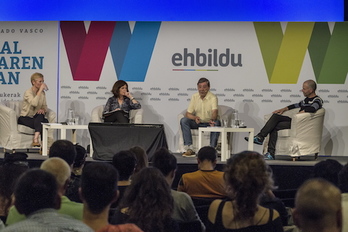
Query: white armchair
90 105 143 123
0 100 56 151
263 108 325 160
177 105 234 152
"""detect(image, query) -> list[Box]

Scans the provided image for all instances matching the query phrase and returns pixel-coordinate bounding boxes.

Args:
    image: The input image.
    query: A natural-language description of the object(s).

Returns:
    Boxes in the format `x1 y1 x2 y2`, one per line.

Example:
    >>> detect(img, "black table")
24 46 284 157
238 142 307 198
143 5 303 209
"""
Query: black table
88 123 168 161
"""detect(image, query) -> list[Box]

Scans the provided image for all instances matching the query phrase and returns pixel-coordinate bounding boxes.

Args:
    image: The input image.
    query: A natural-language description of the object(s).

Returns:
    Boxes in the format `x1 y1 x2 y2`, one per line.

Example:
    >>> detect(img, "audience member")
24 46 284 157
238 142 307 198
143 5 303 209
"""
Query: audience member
293 178 342 232
129 146 148 173
207 151 283 231
2 169 93 232
111 167 179 232
313 159 343 187
111 150 137 208
6 157 84 225
338 164 348 232
66 144 88 203
0 153 29 223
180 77 221 157
48 139 80 202
80 162 143 232
152 147 205 231
102 80 141 123
245 79 323 160
259 165 288 226
177 146 225 199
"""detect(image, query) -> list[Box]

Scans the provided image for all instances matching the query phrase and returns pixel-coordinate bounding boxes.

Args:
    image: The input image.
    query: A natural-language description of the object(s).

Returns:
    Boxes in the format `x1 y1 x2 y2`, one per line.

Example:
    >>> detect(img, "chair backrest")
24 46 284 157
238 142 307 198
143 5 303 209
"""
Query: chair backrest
90 105 143 123
3 100 23 118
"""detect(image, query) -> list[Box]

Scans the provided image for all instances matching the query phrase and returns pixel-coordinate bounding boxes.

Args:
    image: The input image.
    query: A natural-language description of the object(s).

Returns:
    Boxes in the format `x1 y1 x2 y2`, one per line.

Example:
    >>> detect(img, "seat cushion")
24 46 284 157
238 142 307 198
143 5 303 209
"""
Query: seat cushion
17 124 35 135
278 129 291 137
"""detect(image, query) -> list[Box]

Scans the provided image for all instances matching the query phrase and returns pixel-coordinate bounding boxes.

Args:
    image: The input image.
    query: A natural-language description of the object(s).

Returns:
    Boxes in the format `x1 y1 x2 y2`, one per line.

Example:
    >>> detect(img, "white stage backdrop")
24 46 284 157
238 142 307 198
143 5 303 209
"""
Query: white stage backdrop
1 21 348 156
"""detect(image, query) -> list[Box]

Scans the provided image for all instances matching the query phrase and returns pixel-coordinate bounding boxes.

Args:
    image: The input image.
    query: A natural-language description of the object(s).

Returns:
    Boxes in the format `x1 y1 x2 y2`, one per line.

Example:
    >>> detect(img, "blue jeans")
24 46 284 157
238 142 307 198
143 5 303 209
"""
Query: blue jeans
180 117 221 148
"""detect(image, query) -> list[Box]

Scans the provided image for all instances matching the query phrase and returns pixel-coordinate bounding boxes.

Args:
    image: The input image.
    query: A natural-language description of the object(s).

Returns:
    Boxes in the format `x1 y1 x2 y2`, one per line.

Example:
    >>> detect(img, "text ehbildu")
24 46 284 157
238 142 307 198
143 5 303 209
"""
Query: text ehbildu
0 41 44 85
172 48 242 67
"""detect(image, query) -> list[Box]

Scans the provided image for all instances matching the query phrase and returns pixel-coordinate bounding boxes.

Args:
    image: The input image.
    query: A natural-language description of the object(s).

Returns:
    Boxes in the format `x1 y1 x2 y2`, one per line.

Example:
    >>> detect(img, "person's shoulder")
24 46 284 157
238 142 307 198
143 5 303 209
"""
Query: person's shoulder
172 189 192 201
258 205 280 221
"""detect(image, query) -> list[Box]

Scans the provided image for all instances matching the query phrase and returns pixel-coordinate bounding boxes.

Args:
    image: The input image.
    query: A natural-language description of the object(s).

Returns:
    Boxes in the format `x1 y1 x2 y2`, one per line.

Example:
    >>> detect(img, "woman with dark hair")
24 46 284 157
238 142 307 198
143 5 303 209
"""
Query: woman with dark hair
102 80 141 123
111 167 179 232
129 146 148 174
206 151 284 232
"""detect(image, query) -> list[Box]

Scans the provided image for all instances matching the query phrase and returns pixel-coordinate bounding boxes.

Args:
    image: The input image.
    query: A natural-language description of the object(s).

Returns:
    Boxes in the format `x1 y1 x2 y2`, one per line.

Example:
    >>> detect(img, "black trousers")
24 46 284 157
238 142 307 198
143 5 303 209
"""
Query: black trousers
104 110 129 123
18 114 48 134
259 113 291 156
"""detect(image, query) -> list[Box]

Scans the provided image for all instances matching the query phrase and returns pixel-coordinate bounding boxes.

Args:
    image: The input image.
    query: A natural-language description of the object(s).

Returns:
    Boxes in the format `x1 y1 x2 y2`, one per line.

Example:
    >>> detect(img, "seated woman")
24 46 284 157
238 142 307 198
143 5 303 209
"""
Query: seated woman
206 151 284 232
103 80 141 123
111 167 179 232
18 72 49 147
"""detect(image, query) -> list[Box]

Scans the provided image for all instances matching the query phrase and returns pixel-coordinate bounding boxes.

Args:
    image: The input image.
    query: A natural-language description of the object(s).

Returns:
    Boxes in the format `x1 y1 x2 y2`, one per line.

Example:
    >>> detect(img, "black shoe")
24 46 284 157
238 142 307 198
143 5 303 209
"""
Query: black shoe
244 136 264 145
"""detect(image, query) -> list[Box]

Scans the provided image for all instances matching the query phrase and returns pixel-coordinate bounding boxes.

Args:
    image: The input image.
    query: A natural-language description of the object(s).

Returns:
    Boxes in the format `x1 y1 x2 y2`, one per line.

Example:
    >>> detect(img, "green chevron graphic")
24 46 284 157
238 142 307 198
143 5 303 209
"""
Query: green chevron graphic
255 22 348 84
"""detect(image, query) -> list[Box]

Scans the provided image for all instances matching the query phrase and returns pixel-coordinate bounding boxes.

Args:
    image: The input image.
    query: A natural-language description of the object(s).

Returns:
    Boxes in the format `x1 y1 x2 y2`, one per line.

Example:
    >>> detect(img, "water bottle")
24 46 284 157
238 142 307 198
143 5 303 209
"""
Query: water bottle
232 110 239 127
67 109 75 125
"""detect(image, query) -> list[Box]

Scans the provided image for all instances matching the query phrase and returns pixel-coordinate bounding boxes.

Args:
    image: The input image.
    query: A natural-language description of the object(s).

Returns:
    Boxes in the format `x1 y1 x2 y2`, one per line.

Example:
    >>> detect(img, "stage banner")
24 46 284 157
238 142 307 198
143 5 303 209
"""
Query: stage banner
0 21 59 111
59 21 348 156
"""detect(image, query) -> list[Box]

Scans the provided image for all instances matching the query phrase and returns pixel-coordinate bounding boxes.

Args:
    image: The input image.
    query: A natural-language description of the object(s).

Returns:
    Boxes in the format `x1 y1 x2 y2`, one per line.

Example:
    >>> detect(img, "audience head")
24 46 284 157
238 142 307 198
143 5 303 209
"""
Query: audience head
152 147 177 177
197 146 217 164
112 150 137 181
0 153 29 216
111 80 128 98
293 178 342 232
40 157 71 191
224 151 273 219
120 167 173 232
129 146 148 173
73 144 87 170
49 140 77 167
14 169 59 216
80 162 119 214
338 163 348 193
313 159 343 187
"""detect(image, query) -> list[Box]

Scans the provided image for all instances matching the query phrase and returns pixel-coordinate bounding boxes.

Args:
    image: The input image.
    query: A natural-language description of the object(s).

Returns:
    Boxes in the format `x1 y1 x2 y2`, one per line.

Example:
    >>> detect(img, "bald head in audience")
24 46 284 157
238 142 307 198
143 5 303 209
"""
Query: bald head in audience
40 157 71 195
293 178 342 232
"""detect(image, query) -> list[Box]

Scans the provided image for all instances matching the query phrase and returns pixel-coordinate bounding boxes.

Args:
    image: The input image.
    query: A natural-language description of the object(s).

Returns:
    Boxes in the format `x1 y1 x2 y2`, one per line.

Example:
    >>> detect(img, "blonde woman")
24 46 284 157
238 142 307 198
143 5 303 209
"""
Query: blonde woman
18 72 49 147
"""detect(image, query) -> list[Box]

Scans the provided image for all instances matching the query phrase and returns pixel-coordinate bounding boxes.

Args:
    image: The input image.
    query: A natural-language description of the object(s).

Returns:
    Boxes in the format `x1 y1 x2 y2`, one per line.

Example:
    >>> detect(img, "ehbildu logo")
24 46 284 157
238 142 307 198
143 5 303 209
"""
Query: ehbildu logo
61 21 161 82
254 22 348 84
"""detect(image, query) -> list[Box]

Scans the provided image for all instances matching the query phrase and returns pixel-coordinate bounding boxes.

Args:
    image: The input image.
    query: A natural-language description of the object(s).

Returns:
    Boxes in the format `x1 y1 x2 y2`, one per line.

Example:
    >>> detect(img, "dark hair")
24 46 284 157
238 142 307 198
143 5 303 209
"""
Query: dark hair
111 80 128 98
224 151 273 220
81 162 118 214
0 164 29 216
197 77 210 87
15 169 58 216
129 146 148 173
305 79 317 91
338 163 348 193
197 146 217 163
152 147 177 177
73 144 87 168
119 167 174 232
313 159 343 187
49 140 76 166
112 150 137 181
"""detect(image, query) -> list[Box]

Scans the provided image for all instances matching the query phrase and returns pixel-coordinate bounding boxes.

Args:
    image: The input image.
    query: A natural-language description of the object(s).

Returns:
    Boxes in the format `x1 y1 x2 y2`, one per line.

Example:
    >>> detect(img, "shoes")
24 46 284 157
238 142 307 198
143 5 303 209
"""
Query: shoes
31 141 41 148
244 136 264 145
263 152 275 160
182 149 196 158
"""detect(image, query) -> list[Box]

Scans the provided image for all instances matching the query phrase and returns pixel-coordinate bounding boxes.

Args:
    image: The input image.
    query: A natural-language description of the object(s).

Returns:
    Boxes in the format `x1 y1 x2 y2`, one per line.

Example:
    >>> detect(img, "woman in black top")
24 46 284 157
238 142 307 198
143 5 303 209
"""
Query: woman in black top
206 151 284 232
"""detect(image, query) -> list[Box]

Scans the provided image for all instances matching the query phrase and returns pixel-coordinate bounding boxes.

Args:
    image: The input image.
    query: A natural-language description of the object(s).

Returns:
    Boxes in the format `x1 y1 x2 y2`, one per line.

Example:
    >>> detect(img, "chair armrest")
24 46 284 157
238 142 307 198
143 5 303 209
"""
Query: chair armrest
290 109 325 138
46 108 56 123
130 108 143 123
0 104 18 145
